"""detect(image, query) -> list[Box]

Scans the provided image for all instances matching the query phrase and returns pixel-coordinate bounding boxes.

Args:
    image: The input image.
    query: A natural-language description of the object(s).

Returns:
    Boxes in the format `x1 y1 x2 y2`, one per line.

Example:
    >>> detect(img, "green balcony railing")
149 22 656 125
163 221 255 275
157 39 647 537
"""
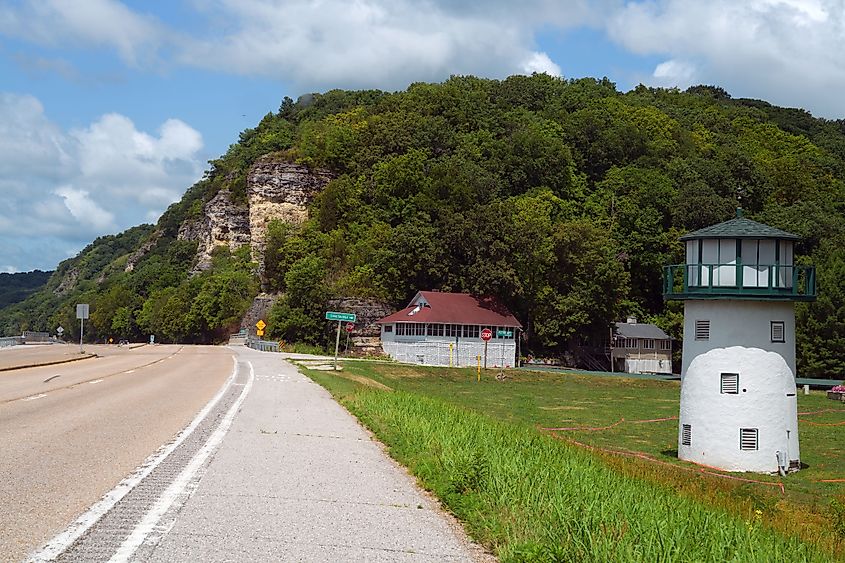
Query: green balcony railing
663 263 816 301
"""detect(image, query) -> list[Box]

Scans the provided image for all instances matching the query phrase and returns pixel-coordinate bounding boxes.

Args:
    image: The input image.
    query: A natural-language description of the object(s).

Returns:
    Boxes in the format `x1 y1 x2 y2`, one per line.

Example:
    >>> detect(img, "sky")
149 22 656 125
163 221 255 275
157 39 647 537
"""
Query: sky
1 0 843 273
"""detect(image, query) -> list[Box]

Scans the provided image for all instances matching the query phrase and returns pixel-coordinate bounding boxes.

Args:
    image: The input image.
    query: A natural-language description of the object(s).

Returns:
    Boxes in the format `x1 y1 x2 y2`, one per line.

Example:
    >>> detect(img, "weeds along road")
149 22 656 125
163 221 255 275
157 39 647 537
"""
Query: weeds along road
0 344 232 561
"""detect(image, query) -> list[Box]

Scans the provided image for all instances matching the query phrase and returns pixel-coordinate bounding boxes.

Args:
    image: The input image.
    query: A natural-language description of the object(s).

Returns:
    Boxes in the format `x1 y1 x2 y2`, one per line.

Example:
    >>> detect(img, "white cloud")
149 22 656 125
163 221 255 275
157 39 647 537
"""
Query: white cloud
54 186 116 231
522 52 562 76
652 59 697 87
0 0 162 65
173 0 577 89
605 0 845 117
1 0 588 88
0 93 204 271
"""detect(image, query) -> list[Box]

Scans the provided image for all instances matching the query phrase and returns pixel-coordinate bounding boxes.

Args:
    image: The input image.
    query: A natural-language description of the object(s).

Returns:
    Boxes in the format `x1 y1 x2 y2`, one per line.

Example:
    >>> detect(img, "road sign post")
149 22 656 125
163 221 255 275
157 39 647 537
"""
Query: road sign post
325 312 357 371
481 327 492 369
344 323 354 355
333 320 341 371
76 304 89 353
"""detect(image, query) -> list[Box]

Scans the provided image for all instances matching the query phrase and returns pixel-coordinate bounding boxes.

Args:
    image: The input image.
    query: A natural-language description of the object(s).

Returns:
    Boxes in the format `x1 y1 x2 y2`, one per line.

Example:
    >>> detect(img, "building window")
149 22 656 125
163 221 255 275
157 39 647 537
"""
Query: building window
771 321 785 343
624 338 638 348
427 324 444 337
720 373 739 394
695 319 710 340
641 339 655 350
681 424 691 446
659 340 671 351
740 428 759 451
384 325 393 333
464 325 479 338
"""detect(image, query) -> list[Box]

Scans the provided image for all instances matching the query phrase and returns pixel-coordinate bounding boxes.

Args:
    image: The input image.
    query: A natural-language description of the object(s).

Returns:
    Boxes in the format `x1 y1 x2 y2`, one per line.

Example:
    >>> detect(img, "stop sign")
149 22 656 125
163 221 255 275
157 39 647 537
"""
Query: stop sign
345 322 355 333
480 328 492 341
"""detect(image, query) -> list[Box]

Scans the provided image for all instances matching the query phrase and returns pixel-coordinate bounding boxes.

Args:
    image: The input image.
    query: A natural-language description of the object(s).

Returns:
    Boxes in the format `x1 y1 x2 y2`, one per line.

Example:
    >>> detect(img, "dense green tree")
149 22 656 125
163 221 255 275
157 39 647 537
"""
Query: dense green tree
3 75 845 375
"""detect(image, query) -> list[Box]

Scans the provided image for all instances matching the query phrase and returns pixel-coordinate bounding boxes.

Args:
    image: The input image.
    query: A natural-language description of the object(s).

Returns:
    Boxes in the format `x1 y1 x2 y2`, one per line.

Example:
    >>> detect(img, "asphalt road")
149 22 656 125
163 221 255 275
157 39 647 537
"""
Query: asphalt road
0 344 94 371
0 344 232 561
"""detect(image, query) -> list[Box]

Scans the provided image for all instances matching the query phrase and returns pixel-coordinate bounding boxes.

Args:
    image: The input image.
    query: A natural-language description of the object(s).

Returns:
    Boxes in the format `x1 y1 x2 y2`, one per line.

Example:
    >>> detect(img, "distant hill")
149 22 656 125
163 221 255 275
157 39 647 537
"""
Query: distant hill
0 270 52 310
1 75 844 377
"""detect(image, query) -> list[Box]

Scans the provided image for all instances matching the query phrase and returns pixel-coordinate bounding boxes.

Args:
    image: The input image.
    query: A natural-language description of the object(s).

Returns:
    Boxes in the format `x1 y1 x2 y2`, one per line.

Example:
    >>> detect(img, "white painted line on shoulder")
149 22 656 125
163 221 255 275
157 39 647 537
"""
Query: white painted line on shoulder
22 393 47 402
89 379 103 385
108 361 255 562
27 356 240 563
125 370 136 374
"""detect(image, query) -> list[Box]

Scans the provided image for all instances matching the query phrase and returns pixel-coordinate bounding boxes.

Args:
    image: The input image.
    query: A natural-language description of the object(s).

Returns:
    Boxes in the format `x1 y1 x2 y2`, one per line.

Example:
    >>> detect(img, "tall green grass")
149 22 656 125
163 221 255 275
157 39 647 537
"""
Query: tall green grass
336 389 828 562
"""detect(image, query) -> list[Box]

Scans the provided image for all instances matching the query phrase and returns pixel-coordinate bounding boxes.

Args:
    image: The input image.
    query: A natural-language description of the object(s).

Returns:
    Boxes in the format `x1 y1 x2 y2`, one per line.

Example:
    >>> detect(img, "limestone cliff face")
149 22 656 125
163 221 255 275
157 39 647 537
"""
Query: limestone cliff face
178 188 251 271
247 155 334 269
177 155 333 273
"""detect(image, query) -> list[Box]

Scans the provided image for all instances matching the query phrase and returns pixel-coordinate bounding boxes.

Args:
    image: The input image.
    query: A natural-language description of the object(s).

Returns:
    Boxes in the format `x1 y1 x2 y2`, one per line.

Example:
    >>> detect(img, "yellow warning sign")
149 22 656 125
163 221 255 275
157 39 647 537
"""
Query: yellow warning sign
256 319 266 330
256 329 265 337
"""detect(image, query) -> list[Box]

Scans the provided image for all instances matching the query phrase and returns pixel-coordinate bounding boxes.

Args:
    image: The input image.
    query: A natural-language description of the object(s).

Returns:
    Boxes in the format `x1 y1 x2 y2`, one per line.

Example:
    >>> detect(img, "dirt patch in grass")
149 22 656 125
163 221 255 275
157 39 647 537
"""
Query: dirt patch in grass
343 373 393 391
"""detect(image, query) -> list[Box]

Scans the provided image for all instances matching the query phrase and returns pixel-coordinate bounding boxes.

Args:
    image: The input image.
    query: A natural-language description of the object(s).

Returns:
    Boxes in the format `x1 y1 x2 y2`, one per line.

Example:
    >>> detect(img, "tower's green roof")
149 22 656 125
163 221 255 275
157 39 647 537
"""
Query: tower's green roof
680 212 800 241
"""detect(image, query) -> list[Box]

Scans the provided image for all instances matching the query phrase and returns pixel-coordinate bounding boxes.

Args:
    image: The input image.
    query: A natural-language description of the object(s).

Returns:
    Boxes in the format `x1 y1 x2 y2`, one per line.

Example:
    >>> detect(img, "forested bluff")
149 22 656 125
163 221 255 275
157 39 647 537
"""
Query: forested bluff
2 74 844 378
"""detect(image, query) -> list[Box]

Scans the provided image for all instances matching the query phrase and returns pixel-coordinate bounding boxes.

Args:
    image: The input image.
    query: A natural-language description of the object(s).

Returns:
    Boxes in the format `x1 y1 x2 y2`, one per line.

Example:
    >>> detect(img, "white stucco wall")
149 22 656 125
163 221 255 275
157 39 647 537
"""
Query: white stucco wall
681 300 795 377
678 346 799 473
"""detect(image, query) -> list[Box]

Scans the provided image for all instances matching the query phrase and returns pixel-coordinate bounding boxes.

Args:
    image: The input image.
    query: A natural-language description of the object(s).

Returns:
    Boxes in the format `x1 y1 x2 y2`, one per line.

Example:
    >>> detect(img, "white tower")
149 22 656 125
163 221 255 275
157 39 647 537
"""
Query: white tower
664 210 817 473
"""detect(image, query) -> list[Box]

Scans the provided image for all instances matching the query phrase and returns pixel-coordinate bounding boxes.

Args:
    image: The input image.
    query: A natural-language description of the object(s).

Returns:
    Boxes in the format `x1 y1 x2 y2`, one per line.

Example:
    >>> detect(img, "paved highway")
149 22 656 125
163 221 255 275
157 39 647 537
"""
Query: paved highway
0 344 232 561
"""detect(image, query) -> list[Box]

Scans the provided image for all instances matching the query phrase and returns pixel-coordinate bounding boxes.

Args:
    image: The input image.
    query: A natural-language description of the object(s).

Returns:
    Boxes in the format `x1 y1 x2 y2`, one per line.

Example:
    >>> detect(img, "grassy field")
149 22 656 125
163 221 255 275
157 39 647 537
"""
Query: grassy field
301 361 845 561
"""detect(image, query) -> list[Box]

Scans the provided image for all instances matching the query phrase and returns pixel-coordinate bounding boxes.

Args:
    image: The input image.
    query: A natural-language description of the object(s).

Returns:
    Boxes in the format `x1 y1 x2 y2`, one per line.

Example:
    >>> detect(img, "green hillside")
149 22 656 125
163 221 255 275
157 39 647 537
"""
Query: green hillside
0 270 52 310
2 75 844 377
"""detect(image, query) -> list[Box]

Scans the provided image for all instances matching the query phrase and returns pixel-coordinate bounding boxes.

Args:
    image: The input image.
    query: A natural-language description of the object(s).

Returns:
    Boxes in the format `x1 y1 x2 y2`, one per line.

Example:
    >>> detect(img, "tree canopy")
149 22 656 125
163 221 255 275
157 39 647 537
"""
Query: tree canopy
3 75 845 377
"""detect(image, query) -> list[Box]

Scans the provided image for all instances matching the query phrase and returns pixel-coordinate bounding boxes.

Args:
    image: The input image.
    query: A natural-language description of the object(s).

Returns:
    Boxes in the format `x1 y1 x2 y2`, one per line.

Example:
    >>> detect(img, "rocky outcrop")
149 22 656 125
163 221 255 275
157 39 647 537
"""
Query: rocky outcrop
325 298 393 357
178 188 250 271
240 293 281 334
53 267 79 296
247 155 334 272
325 298 393 337
177 155 333 273
124 232 161 272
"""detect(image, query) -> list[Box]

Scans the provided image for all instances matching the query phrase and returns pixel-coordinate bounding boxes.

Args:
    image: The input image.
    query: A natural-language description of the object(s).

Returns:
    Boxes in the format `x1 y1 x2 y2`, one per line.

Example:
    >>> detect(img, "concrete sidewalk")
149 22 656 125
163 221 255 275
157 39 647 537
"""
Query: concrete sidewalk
145 346 489 562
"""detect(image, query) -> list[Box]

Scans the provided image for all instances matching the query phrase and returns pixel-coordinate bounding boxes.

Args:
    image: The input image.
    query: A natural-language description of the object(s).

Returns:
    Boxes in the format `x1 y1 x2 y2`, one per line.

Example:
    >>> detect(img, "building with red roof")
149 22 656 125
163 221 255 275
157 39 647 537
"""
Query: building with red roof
375 291 522 367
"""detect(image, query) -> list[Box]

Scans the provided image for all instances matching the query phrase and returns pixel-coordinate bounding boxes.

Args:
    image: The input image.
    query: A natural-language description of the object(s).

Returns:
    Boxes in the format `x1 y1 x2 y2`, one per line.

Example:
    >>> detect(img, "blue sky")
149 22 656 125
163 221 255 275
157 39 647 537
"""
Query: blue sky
1 0 843 272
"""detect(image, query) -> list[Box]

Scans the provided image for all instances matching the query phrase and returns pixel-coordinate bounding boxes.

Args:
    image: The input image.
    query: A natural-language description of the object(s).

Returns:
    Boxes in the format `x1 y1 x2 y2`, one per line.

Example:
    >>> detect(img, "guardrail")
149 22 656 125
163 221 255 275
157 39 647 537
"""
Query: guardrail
246 337 279 353
0 337 22 348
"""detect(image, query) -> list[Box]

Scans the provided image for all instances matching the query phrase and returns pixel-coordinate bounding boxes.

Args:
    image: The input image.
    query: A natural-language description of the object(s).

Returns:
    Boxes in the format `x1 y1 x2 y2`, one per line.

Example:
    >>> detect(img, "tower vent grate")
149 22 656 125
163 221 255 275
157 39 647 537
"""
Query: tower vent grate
739 428 758 451
694 319 710 340
720 373 739 394
681 424 691 446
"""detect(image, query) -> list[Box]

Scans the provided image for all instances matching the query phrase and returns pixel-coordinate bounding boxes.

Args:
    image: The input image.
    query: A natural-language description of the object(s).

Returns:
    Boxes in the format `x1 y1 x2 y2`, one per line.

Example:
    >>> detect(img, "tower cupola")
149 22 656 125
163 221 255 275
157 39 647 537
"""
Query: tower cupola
664 209 816 301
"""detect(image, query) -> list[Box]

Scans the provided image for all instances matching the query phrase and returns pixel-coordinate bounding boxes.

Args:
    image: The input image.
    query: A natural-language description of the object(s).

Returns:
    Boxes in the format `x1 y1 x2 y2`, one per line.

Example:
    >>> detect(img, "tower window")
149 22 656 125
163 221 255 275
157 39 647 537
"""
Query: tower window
720 373 739 394
641 339 655 349
740 428 759 451
695 319 710 340
681 424 691 446
771 321 785 343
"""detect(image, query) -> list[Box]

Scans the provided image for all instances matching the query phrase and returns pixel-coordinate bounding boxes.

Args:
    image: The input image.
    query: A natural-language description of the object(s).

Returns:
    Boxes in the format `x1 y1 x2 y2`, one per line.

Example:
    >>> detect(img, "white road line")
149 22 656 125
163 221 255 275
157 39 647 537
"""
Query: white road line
22 393 47 402
27 356 240 563
89 379 103 385
125 370 136 374
108 361 255 562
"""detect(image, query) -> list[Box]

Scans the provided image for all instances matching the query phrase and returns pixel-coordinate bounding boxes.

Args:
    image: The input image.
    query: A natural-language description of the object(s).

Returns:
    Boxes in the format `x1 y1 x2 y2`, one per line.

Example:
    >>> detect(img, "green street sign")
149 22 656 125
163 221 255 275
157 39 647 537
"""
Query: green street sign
497 330 513 337
325 311 357 322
